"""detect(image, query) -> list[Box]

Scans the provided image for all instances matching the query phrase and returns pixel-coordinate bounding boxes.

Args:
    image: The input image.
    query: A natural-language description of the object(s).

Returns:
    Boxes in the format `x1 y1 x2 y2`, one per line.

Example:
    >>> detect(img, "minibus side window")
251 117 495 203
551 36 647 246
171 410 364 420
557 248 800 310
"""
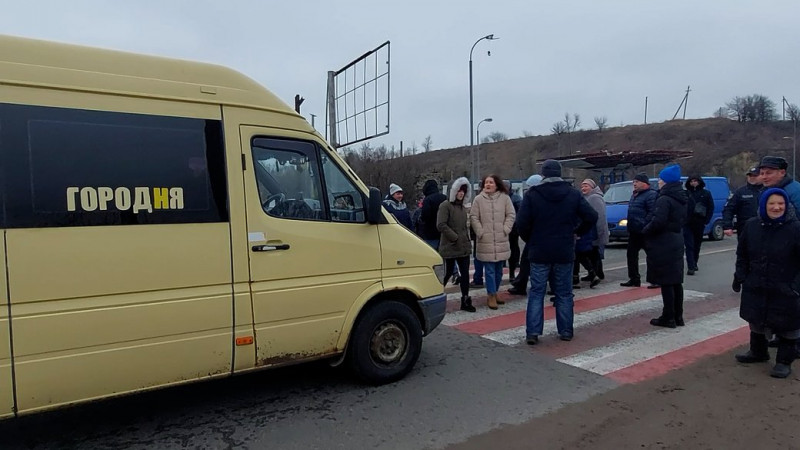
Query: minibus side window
0 103 227 228
320 154 366 223
251 138 328 221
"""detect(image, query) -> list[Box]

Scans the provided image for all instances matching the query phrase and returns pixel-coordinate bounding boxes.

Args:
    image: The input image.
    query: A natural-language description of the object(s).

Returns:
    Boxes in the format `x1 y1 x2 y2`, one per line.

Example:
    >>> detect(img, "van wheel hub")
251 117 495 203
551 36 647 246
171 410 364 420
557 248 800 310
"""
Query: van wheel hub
370 322 406 363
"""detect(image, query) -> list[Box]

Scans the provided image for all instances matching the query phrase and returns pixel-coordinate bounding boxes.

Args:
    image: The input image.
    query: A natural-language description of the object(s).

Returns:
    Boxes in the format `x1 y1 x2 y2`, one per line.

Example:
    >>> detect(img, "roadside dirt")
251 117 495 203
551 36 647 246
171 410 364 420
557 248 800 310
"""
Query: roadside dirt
445 345 800 449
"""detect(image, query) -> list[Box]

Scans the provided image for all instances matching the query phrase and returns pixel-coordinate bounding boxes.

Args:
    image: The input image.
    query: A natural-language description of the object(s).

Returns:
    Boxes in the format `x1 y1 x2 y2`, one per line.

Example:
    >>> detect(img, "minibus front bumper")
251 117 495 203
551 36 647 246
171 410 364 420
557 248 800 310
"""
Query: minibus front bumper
420 293 447 335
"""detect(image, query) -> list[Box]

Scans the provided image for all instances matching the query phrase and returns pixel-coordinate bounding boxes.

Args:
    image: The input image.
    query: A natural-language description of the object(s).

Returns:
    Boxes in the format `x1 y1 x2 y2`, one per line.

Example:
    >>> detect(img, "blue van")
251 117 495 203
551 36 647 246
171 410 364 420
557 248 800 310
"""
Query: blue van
605 176 731 242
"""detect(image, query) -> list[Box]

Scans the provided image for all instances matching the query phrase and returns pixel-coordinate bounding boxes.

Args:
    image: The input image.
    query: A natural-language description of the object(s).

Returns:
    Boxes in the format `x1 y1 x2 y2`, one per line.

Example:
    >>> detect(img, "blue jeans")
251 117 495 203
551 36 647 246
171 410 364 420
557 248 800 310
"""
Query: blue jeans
483 261 505 294
526 262 574 338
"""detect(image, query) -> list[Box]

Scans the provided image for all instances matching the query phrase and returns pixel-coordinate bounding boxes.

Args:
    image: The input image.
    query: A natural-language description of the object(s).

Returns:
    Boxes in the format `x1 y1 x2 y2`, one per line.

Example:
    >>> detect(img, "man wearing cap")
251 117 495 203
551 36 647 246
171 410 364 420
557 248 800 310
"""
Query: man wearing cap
517 160 597 344
382 183 413 229
722 167 764 238
759 156 800 212
620 173 658 288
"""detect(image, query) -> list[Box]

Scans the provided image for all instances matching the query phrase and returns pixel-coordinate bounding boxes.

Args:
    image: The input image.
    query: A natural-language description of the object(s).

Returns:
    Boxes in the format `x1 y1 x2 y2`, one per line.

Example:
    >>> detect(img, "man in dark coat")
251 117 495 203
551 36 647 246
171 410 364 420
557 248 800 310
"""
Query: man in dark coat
505 180 523 282
683 175 714 275
733 187 800 378
644 164 688 329
508 174 543 295
621 173 658 288
722 167 763 238
517 160 597 344
419 179 448 249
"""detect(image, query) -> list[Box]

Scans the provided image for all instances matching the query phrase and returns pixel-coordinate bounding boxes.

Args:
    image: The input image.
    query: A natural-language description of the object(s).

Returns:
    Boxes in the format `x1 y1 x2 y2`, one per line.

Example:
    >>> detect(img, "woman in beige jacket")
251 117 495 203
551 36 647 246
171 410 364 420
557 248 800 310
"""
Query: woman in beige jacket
469 174 516 309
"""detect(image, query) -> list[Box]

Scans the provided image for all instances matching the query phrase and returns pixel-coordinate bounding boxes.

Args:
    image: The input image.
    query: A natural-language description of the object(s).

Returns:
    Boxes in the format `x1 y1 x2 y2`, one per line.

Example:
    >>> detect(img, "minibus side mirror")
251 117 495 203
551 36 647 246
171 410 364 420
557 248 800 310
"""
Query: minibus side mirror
367 187 383 224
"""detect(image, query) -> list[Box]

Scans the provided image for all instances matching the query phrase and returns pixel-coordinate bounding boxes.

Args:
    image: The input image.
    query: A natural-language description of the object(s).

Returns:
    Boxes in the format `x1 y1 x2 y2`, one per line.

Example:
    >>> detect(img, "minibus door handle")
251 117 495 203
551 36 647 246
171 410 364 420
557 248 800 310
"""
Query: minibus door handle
252 244 291 252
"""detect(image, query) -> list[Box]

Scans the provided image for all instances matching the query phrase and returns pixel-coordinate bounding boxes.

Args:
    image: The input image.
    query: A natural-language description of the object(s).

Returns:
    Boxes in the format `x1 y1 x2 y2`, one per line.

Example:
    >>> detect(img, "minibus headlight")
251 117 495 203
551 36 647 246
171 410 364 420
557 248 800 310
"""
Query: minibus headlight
433 264 446 285
618 219 628 227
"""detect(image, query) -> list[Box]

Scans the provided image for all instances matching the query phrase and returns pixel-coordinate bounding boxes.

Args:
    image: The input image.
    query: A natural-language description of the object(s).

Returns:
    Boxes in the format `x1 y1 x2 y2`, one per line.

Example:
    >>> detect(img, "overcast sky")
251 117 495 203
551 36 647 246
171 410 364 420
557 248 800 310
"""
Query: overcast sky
2 1 798 151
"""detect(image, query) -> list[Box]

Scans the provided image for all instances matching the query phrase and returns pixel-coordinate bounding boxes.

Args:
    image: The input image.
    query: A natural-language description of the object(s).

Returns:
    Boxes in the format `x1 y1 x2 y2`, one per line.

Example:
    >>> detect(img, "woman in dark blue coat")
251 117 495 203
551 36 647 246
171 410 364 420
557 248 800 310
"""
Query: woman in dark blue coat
643 164 687 328
733 188 800 378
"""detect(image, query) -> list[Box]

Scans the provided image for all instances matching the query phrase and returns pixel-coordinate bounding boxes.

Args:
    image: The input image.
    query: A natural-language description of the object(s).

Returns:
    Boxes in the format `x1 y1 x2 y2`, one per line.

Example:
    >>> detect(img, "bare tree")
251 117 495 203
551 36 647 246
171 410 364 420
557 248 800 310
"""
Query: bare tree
522 130 534 137
787 103 800 122
712 107 726 118
551 122 568 135
487 131 508 142
726 94 777 122
422 135 433 152
594 116 608 131
571 113 581 132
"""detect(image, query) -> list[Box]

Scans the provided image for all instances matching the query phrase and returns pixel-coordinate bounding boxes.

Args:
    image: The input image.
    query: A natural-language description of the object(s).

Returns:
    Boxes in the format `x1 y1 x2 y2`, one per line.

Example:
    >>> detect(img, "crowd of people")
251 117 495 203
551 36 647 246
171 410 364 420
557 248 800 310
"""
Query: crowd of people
382 154 800 379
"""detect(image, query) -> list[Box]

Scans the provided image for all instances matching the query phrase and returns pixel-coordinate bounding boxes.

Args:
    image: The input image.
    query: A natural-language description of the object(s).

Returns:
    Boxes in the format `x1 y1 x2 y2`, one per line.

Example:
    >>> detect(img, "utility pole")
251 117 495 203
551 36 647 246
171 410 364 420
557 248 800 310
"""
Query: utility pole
644 96 648 124
671 85 691 120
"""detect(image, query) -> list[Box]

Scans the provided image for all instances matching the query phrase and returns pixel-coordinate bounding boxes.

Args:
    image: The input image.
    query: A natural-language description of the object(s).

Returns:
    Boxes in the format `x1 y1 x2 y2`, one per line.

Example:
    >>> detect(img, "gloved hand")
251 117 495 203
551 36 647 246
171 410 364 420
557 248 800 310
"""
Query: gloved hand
732 279 742 293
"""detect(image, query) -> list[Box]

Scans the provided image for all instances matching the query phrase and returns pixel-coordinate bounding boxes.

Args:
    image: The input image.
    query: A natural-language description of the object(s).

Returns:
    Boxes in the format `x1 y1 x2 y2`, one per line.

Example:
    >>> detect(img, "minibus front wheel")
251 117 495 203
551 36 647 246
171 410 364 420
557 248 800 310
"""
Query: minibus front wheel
347 300 423 384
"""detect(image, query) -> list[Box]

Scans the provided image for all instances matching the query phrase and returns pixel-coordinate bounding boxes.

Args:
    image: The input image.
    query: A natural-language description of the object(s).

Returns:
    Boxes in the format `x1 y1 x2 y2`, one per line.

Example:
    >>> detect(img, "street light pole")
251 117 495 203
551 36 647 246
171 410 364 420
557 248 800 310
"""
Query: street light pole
469 33 496 183
477 118 493 181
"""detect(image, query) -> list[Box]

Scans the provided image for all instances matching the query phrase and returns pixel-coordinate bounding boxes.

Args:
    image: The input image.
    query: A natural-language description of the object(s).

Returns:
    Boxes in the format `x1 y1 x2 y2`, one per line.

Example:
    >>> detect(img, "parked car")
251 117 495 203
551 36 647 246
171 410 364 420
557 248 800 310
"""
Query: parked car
605 176 731 242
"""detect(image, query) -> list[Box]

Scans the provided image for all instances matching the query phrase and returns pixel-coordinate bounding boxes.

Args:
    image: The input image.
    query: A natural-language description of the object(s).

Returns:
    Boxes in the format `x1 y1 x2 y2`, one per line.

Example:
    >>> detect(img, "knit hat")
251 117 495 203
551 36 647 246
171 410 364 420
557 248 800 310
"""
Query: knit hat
541 159 562 178
581 179 597 189
659 164 681 183
389 183 403 195
759 187 789 223
525 174 543 188
633 173 650 184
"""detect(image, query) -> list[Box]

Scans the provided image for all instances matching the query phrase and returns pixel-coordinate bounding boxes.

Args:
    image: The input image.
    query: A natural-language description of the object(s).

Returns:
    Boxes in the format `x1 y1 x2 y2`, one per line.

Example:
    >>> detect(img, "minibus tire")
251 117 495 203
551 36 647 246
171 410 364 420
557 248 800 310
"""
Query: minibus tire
347 301 422 385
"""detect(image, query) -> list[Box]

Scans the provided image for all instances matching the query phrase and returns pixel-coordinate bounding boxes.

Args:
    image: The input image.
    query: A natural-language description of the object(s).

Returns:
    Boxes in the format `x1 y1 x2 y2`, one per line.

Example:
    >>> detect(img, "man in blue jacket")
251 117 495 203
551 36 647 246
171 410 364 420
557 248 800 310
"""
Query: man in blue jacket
759 156 800 211
517 160 597 345
621 173 658 288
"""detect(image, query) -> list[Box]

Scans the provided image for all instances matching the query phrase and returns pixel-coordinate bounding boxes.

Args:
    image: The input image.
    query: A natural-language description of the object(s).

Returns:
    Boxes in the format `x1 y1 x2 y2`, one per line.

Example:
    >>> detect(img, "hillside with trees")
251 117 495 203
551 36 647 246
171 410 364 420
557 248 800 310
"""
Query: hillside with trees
341 95 798 200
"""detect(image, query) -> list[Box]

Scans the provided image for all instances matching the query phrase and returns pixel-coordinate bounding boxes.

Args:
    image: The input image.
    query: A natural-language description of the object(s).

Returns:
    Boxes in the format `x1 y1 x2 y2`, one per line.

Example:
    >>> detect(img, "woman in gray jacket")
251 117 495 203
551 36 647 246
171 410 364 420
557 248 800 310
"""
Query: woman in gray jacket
577 179 610 284
437 177 474 312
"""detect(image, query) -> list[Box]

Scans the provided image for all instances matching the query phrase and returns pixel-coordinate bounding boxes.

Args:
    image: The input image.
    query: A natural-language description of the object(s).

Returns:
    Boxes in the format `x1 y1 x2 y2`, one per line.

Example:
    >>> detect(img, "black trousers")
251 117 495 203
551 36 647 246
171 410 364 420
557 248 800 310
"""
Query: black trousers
627 232 646 282
508 229 520 279
660 283 684 321
513 244 530 288
592 246 604 279
444 256 470 297
573 249 597 278
683 222 705 270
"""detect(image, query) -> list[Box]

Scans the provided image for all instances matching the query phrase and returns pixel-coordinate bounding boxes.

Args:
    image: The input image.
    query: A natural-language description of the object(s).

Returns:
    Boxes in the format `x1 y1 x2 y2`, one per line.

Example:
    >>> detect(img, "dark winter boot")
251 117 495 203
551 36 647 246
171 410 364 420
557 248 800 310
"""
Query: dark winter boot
460 296 476 313
770 338 796 379
649 317 677 328
735 332 770 363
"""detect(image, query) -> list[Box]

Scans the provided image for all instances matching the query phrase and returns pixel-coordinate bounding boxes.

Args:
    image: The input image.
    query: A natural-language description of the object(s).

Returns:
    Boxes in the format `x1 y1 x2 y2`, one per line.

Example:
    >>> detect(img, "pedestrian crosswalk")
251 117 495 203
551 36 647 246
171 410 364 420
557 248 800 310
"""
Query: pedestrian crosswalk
442 280 747 384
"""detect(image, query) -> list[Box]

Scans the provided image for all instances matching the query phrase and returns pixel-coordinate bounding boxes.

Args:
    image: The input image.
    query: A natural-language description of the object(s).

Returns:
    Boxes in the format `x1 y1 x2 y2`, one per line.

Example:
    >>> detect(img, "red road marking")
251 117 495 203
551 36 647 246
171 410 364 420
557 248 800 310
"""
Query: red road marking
453 287 651 335
605 326 750 383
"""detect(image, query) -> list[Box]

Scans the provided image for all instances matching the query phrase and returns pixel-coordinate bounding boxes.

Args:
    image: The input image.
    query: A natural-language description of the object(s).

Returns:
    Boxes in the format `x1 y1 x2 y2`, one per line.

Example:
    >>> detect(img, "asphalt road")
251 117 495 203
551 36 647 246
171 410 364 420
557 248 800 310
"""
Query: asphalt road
0 238 739 450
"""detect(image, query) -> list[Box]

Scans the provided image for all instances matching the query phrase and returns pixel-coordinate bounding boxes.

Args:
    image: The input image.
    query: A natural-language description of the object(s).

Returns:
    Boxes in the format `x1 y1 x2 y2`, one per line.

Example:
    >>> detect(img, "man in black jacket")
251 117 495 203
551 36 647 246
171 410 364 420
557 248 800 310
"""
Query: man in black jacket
683 175 714 275
621 173 658 288
722 167 763 238
517 160 597 345
419 179 447 249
